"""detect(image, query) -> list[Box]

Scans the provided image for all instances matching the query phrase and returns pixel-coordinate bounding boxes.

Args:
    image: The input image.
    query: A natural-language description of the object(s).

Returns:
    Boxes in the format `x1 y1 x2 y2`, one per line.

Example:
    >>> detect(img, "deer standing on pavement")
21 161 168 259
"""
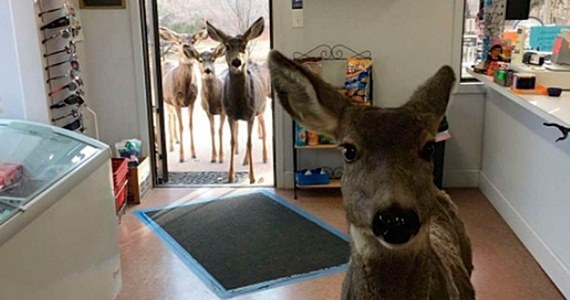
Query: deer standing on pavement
206 17 269 183
188 44 227 163
159 26 207 162
268 50 475 300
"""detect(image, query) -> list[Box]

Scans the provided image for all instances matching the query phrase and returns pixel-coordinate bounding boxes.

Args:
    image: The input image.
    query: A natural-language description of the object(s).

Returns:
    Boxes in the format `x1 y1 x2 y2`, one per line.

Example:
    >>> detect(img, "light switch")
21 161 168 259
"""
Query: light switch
292 9 303 28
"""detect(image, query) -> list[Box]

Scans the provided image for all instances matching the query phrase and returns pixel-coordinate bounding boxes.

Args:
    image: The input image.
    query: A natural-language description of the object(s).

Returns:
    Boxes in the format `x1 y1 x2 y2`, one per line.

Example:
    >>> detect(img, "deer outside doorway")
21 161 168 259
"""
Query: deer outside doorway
142 0 274 187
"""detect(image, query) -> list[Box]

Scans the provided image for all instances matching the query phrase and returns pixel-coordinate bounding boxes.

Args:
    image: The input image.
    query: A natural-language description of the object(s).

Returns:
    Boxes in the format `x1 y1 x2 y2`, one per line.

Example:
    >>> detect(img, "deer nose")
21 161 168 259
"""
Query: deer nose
205 68 212 74
372 206 420 245
231 59 242 68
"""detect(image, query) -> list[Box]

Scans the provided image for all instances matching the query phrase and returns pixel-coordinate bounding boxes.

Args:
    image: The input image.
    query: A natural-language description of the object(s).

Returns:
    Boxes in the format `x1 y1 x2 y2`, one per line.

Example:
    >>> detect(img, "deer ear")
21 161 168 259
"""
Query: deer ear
213 43 226 58
182 44 200 61
158 26 181 43
243 17 264 41
191 29 208 44
268 50 352 137
206 21 229 43
403 66 455 133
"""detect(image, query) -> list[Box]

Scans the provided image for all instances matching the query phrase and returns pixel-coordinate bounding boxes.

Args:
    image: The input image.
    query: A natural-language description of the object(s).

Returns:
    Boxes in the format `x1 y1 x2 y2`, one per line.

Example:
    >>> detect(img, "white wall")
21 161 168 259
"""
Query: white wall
0 0 49 123
272 0 486 188
79 0 148 150
75 0 485 188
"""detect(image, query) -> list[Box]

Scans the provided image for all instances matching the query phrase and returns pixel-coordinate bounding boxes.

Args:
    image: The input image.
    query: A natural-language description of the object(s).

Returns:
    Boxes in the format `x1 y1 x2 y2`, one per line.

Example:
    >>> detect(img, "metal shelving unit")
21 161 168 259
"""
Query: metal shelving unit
291 44 373 199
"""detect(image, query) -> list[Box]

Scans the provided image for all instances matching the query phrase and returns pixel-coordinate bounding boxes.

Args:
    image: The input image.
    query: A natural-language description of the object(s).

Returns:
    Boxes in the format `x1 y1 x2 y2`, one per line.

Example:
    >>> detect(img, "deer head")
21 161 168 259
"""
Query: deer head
268 50 455 254
189 44 226 79
158 26 208 65
205 17 265 74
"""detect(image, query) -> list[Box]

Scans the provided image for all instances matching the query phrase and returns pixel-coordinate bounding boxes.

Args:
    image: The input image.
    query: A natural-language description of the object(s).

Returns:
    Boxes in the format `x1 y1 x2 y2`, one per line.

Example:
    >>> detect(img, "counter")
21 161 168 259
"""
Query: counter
469 69 570 298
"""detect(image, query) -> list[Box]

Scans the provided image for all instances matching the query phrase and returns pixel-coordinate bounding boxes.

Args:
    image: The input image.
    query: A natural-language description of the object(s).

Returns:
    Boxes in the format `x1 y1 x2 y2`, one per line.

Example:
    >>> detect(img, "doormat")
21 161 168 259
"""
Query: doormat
134 190 350 298
167 171 249 185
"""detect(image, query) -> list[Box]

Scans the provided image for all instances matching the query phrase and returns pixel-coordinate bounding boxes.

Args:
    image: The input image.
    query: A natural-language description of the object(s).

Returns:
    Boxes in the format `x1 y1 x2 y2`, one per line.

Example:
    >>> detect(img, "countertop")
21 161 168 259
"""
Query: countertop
466 68 570 128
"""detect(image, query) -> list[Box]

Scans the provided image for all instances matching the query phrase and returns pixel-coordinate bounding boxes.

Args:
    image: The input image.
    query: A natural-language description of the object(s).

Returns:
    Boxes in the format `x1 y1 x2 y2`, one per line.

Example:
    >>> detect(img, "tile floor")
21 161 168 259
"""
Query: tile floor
116 188 564 300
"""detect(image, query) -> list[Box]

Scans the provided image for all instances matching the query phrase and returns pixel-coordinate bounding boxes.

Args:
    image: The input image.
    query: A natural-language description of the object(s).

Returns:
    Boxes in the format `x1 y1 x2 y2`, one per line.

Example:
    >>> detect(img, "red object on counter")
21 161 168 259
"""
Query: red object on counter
0 162 23 191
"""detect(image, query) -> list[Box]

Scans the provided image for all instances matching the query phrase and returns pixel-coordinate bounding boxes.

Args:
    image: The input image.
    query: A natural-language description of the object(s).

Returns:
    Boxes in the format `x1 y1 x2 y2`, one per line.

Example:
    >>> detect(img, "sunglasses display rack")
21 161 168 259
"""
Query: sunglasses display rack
36 0 98 138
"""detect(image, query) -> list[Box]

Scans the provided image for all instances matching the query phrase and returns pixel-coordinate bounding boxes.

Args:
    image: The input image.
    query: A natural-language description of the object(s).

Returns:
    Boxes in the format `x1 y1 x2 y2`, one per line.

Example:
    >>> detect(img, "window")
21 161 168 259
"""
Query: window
460 0 570 81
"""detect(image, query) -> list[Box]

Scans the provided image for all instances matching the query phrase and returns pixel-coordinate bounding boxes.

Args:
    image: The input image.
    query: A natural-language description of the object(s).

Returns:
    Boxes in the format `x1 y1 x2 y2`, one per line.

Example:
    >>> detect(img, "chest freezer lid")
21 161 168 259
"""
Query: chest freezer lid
0 119 108 212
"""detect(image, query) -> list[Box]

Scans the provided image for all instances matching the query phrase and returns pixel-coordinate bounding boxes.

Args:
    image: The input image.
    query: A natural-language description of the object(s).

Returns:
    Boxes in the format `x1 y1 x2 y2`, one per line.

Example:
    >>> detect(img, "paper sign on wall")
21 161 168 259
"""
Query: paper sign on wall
529 25 570 51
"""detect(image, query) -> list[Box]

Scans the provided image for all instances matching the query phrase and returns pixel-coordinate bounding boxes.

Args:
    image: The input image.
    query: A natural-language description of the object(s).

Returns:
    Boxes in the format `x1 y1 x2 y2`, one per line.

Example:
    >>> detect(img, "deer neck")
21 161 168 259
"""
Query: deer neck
347 224 433 298
227 70 251 99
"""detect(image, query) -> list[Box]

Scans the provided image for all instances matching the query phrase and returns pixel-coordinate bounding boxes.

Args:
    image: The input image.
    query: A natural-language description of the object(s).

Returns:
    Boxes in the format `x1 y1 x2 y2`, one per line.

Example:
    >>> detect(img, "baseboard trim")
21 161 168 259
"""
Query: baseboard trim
479 171 570 298
442 169 479 188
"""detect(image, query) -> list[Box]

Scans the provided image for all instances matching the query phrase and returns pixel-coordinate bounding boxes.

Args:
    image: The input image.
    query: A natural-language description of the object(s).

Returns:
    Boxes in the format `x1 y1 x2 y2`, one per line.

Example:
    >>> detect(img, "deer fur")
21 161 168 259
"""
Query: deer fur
268 50 474 300
188 44 227 163
206 17 269 183
159 26 208 162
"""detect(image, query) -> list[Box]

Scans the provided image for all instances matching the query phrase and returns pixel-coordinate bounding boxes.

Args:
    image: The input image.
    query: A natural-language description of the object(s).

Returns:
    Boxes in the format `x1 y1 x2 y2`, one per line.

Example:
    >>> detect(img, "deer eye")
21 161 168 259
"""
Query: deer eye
340 143 358 163
419 141 436 161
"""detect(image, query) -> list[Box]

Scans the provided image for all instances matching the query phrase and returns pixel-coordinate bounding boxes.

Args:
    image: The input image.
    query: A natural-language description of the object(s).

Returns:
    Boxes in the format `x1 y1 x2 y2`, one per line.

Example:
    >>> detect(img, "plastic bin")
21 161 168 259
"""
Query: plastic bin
111 158 129 213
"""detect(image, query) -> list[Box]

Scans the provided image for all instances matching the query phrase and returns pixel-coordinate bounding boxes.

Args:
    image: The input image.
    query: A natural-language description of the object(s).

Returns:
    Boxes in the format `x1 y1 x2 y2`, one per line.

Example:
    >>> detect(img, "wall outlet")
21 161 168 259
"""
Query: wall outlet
292 9 303 28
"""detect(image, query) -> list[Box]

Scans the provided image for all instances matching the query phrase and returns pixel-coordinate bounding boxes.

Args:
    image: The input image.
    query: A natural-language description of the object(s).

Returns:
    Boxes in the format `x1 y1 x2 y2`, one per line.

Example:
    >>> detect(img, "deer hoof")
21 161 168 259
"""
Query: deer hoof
210 159 216 163
249 178 256 184
373 206 420 245
179 158 184 163
192 155 197 159
218 160 224 164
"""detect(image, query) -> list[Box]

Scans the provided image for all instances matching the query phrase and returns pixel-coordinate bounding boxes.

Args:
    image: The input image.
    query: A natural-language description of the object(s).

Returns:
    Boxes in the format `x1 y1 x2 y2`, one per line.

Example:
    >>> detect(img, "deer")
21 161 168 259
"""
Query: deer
206 17 270 183
158 26 208 162
268 50 475 300
186 44 227 163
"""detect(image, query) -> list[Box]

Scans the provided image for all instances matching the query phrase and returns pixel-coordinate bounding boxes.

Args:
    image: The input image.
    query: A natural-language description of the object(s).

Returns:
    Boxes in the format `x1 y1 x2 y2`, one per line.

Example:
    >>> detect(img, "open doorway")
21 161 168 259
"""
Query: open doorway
140 0 274 187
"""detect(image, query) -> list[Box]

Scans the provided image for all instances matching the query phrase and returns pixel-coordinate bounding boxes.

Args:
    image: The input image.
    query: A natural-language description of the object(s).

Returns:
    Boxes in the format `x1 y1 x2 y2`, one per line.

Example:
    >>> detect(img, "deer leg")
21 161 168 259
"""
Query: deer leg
208 113 216 163
188 104 197 159
175 106 184 162
234 122 239 155
258 114 268 164
228 119 237 183
258 119 263 140
246 119 255 184
168 109 175 152
219 114 226 163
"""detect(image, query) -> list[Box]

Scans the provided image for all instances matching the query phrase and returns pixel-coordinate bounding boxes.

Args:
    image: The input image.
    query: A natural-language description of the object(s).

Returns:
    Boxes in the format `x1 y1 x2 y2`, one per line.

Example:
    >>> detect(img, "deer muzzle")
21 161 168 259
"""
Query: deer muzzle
372 206 420 245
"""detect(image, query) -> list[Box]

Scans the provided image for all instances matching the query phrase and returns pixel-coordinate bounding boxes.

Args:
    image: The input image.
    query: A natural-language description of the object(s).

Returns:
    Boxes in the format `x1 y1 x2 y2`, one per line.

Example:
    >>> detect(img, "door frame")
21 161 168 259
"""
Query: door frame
138 0 276 187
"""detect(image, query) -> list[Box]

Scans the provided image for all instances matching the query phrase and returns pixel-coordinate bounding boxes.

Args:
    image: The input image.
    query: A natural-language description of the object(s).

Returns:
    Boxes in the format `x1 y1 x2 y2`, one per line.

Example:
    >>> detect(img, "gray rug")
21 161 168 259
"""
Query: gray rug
135 191 350 298
168 171 249 184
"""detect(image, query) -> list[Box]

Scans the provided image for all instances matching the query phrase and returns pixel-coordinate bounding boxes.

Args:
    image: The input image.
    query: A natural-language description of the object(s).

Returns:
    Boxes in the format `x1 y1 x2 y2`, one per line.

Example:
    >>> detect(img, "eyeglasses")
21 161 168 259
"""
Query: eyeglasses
44 41 76 57
42 27 79 44
46 68 80 83
50 93 85 109
45 56 79 71
38 3 76 18
40 16 70 30
48 79 83 97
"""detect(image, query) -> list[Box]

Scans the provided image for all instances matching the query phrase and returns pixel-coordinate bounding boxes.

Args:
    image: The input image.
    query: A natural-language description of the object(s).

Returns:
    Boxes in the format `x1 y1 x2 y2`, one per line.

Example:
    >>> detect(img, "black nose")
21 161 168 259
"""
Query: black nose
205 69 212 74
372 206 420 245
231 59 242 68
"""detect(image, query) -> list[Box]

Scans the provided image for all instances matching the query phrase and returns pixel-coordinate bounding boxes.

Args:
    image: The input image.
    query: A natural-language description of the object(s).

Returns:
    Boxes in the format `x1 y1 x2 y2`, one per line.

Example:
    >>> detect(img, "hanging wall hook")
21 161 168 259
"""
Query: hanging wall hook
543 122 570 142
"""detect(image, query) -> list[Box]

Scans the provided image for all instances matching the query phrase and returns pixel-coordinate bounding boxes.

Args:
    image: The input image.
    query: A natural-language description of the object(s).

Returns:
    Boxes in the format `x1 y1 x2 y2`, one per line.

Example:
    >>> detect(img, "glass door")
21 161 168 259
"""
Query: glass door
139 0 168 184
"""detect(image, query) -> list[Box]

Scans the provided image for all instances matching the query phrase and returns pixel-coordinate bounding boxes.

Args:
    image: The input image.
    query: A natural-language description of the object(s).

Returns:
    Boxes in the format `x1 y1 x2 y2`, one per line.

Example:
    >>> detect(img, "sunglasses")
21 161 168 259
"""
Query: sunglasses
48 79 84 97
46 68 80 83
62 117 83 131
52 108 82 123
44 41 76 57
50 93 85 109
38 3 76 18
45 56 79 71
40 16 70 31
42 27 79 44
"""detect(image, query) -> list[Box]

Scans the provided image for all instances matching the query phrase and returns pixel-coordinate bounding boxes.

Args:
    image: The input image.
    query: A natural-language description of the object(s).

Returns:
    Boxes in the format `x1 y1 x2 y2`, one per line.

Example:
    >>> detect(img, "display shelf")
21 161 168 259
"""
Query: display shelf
296 179 342 189
291 44 373 199
294 144 337 150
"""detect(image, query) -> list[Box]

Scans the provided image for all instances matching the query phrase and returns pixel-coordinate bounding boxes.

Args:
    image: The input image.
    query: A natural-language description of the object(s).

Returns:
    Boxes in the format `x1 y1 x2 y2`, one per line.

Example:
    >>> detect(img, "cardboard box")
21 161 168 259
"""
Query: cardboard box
127 157 151 204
